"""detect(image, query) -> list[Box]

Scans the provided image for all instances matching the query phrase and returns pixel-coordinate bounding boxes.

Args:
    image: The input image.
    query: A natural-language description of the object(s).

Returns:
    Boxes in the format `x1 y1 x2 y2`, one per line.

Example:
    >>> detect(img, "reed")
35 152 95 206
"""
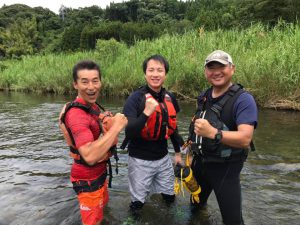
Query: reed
0 22 299 108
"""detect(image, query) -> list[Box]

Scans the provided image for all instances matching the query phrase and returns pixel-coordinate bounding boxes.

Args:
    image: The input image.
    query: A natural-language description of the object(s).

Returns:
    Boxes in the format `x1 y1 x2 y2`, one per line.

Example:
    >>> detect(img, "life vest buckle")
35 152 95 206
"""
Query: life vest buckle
190 142 203 156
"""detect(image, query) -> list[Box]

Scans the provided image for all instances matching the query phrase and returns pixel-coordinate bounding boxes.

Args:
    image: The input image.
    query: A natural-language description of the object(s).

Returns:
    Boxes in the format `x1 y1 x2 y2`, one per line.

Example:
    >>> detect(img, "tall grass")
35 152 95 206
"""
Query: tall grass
0 22 299 108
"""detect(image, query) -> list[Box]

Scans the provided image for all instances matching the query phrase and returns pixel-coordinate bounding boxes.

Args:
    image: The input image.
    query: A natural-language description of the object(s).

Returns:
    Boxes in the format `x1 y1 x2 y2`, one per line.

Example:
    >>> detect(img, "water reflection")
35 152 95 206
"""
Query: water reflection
0 92 299 225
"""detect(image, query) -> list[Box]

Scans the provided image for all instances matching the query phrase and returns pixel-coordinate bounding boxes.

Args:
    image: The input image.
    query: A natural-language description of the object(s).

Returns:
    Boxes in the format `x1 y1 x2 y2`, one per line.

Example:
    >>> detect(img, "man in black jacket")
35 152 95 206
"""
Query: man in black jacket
123 55 183 211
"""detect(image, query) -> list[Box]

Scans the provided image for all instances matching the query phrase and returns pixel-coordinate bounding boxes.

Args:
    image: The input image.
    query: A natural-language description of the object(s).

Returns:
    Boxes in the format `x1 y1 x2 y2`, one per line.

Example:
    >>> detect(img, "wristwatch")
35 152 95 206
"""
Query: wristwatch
214 129 223 144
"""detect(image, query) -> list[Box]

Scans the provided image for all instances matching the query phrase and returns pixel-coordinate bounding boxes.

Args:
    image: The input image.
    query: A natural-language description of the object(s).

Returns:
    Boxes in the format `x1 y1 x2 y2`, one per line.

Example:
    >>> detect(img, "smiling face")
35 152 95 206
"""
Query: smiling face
144 59 167 92
73 69 101 105
204 62 235 89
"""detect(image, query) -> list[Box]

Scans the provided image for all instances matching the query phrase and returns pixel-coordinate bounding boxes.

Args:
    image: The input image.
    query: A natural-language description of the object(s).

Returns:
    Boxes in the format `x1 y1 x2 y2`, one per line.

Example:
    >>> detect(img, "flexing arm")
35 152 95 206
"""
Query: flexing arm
194 92 257 149
124 96 158 139
125 115 148 138
78 113 127 166
194 119 254 149
221 124 254 148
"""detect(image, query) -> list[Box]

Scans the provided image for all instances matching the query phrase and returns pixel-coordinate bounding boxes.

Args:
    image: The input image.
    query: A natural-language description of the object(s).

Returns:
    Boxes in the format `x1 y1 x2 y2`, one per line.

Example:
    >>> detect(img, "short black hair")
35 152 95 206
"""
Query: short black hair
142 55 169 74
72 60 101 82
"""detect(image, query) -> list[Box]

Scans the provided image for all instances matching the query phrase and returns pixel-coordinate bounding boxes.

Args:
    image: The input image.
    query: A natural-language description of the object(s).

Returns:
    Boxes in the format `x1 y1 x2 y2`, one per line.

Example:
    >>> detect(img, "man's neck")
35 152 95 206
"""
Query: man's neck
147 85 161 93
212 82 232 98
76 96 94 106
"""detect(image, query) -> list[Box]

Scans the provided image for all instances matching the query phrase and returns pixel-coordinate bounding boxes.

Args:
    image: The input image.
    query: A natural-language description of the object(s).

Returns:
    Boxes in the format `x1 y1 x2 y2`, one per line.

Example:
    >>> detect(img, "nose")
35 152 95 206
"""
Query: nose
151 69 160 76
87 81 94 90
210 69 221 76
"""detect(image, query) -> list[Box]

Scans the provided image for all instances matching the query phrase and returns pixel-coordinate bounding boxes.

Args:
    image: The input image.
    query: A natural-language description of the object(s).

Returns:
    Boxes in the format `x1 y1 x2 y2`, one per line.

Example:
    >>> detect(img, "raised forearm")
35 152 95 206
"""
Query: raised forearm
78 127 120 165
219 124 254 149
195 119 254 149
125 114 148 138
79 114 127 165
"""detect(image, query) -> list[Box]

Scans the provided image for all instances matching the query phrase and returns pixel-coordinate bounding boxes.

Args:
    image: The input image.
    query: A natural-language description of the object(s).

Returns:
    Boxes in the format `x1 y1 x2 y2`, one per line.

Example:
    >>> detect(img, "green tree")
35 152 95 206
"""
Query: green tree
80 25 95 50
95 38 126 63
235 0 300 26
125 0 139 22
105 2 129 22
61 24 84 51
0 17 38 58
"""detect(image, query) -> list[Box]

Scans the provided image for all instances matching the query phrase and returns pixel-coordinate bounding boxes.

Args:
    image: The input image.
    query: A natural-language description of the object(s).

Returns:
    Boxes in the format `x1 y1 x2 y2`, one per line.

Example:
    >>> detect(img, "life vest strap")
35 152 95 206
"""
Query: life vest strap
70 151 81 160
211 84 242 118
72 172 107 195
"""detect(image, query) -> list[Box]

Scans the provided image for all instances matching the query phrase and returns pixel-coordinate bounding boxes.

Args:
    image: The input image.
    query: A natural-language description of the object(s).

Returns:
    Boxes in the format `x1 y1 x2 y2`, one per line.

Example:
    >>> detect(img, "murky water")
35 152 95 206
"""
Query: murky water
0 92 299 225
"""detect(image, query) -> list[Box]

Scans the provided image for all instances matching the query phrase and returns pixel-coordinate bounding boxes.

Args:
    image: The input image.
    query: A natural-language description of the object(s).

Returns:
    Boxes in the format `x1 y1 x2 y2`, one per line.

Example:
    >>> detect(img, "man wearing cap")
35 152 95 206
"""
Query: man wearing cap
188 50 258 225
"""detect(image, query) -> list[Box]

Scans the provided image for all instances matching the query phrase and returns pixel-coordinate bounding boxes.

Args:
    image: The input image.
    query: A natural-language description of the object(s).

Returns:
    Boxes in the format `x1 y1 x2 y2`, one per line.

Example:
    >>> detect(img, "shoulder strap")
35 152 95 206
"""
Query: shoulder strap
64 101 101 118
197 88 211 113
210 84 256 151
60 101 100 145
211 84 243 118
95 102 105 112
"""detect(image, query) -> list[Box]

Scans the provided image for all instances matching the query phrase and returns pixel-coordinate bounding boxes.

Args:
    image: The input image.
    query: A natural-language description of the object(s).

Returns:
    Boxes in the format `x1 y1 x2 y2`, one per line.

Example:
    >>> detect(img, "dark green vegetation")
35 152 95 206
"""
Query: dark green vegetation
1 0 299 58
0 0 299 109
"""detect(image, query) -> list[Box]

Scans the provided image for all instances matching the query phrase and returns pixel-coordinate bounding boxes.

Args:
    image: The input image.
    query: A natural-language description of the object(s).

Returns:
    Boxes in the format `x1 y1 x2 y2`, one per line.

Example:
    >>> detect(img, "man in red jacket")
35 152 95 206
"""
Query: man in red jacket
60 60 127 225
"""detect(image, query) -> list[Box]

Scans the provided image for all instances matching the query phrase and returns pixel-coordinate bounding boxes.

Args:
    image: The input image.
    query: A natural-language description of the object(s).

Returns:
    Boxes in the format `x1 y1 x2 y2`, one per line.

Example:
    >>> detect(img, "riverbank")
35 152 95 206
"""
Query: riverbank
0 23 299 110
1 88 299 110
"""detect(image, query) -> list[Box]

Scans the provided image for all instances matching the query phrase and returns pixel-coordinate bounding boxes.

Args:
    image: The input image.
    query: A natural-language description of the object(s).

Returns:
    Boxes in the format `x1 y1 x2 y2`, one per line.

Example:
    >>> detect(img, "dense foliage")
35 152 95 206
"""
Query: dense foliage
0 23 299 109
0 0 299 109
0 0 299 59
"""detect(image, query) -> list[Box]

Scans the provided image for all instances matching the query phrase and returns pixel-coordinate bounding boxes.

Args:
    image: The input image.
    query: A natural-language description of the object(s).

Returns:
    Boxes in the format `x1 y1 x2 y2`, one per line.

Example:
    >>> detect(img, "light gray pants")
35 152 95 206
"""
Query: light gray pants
128 154 175 203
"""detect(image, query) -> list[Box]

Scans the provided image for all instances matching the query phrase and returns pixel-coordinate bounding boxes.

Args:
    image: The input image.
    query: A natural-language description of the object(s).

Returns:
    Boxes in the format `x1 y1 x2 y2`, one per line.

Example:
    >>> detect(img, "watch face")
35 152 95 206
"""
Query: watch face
215 130 222 141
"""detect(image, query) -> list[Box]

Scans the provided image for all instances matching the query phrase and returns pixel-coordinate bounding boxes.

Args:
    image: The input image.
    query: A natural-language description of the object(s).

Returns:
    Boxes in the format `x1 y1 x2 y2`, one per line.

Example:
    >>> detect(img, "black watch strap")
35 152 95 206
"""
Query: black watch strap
214 129 223 144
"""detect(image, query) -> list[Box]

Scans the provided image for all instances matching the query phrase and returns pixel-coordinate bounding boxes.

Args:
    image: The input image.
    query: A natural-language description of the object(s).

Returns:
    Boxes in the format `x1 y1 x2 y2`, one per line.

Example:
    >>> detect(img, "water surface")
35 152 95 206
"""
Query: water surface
0 92 299 225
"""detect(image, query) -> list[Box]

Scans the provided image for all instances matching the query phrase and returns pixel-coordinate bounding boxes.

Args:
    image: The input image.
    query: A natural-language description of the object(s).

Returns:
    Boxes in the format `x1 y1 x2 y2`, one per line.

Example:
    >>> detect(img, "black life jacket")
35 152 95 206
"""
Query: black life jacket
189 84 254 163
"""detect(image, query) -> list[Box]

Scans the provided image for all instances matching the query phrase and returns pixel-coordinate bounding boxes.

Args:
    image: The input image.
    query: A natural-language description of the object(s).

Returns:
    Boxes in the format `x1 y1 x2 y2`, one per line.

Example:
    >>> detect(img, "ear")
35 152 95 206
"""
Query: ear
231 64 236 74
204 67 208 79
73 81 78 90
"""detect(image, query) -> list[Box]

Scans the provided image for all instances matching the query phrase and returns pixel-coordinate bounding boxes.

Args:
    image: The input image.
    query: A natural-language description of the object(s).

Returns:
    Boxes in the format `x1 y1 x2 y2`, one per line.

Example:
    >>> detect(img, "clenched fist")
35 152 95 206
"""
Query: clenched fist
112 113 128 132
143 98 159 116
194 118 217 139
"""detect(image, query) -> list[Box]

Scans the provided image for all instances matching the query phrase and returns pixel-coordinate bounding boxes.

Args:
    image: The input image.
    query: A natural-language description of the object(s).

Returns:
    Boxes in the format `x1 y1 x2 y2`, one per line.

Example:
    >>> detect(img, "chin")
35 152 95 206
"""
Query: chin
85 98 96 104
150 84 161 89
212 81 225 86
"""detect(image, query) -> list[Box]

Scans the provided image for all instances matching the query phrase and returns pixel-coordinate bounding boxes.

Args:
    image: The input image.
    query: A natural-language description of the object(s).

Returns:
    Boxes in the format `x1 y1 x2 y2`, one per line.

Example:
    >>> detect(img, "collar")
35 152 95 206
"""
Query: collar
146 85 165 102
75 97 99 109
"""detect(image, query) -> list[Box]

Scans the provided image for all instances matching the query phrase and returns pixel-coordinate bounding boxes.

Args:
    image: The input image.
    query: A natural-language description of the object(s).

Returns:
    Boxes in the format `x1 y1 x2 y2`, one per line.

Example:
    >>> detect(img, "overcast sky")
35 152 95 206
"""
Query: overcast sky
0 0 127 14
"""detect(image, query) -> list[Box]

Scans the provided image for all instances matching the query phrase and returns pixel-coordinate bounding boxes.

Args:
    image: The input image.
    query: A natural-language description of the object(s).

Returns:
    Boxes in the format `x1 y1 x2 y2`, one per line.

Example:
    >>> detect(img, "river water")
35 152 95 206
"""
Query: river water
0 92 299 225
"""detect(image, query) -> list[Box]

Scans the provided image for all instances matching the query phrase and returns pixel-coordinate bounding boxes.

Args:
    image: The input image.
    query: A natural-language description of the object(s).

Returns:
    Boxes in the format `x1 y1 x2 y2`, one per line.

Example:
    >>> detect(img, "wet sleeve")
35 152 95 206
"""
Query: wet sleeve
65 108 94 148
233 92 258 129
123 93 148 139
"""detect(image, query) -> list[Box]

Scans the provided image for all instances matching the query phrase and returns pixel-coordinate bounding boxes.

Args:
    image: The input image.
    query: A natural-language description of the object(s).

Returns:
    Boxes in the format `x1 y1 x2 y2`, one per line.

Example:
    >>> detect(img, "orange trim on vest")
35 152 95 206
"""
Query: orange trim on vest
59 102 117 163
141 93 177 140
70 151 81 160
